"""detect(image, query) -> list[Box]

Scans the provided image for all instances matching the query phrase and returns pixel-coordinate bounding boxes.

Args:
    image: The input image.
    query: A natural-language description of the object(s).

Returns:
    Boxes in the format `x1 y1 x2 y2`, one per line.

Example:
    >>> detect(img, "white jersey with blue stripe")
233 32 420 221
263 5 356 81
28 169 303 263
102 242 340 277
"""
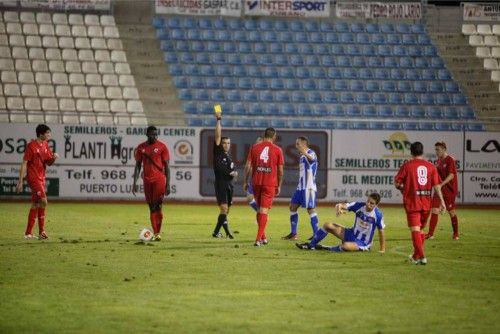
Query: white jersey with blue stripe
346 202 385 248
297 149 318 191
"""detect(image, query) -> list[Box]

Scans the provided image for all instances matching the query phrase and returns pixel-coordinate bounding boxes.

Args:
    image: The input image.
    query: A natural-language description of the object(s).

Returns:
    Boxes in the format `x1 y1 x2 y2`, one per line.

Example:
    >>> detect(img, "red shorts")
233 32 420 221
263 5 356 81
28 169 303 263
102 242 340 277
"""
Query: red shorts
432 193 456 211
406 210 430 228
253 185 276 209
28 181 46 202
144 177 166 204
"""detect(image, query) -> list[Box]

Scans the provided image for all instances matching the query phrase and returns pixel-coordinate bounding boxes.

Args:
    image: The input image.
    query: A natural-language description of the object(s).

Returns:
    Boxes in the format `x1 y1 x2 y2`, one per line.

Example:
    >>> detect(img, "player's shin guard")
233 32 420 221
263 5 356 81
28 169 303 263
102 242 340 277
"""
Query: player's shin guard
428 213 439 236
249 200 258 212
309 228 328 248
25 208 37 235
156 211 163 233
256 213 268 241
451 216 458 235
290 212 298 235
310 213 319 234
37 208 46 234
411 231 424 259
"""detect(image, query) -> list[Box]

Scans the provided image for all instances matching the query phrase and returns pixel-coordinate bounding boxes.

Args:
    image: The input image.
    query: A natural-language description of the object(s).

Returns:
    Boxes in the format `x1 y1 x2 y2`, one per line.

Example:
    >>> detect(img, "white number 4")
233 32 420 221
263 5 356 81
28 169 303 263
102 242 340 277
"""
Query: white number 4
259 146 269 163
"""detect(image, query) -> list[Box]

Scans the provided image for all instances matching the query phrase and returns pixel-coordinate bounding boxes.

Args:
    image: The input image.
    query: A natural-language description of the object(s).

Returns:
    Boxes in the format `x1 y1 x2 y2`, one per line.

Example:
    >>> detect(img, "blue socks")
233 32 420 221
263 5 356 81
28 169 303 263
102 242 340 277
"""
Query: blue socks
290 212 298 235
328 245 343 252
249 200 258 212
309 228 328 248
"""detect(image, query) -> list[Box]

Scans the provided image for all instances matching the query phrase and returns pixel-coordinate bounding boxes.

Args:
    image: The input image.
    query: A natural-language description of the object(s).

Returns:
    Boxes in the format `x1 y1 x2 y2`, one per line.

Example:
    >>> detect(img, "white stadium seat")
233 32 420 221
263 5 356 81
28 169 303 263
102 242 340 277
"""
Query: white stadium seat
36 13 52 24
52 13 68 25
45 111 61 122
477 24 492 35
69 73 85 85
0 46 11 57
469 35 483 46
115 63 131 75
476 47 491 58
38 85 55 98
23 23 38 35
42 98 58 111
46 48 62 60
72 86 89 99
123 87 139 100
85 73 102 86
76 99 93 113
127 100 144 113
85 14 100 26
110 99 126 113
68 14 84 26
462 24 476 35
48 60 65 73
0 34 7 46
494 25 500 36
131 114 148 125
79 112 96 124
115 113 130 125
62 112 80 124
56 85 72 98
99 61 115 74
0 58 14 70
95 50 110 62
59 98 76 112
35 72 52 84
20 12 36 23
96 113 114 124
87 25 103 38
4 11 20 23
59 36 75 48
106 87 122 99
55 24 71 37
26 35 42 47
89 86 105 99
18 71 35 84
91 37 107 49
102 74 118 86
111 50 127 62
484 35 499 46
21 84 38 97
75 37 91 49
27 110 45 122
25 97 41 110
7 97 24 110
491 70 500 82
52 72 68 85
78 49 94 61
6 22 22 34
93 99 110 113
62 48 78 61
4 83 21 96
39 24 55 36
42 36 58 48
82 61 98 74
28 47 45 60
32 59 49 72
9 34 25 46
2 71 17 83
107 38 123 50
119 75 135 87
484 58 499 70
15 59 31 71
9 110 27 122
0 97 6 111
72 25 87 37
100 15 116 26
104 26 120 39
65 61 82 73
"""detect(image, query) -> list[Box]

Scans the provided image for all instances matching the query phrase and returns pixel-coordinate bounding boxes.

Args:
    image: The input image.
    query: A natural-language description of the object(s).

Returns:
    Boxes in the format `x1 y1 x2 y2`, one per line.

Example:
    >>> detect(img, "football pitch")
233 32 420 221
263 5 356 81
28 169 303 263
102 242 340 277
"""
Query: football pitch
0 202 499 333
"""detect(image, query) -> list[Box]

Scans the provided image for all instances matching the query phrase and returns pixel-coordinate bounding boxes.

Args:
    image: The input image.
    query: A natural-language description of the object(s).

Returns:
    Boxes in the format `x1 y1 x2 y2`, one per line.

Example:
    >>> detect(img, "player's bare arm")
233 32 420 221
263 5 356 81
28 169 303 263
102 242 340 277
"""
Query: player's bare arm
276 165 284 196
440 173 454 187
335 202 348 216
132 161 142 196
243 160 252 192
433 184 446 213
214 104 222 146
165 160 171 196
378 229 386 253
46 153 59 166
16 160 28 193
297 141 314 161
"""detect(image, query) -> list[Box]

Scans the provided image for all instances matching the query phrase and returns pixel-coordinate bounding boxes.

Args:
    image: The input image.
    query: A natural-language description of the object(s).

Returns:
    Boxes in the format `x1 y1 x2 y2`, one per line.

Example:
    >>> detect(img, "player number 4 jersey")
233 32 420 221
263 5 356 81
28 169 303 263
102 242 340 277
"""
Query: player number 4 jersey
247 141 284 187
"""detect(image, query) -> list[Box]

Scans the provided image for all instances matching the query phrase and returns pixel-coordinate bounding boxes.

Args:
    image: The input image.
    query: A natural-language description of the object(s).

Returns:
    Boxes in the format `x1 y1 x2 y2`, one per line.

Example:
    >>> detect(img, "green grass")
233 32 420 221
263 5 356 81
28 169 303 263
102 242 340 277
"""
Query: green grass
0 202 499 333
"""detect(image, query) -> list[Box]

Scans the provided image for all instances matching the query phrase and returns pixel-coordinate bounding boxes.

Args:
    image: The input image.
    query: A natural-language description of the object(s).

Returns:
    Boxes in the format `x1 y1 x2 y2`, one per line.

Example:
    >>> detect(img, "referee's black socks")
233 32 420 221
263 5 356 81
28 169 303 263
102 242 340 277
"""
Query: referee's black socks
213 214 226 235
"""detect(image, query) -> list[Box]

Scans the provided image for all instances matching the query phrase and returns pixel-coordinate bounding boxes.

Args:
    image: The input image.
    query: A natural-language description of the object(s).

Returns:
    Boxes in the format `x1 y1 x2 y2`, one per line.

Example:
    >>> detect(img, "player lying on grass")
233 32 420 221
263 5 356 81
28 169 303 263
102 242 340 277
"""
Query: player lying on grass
296 193 385 253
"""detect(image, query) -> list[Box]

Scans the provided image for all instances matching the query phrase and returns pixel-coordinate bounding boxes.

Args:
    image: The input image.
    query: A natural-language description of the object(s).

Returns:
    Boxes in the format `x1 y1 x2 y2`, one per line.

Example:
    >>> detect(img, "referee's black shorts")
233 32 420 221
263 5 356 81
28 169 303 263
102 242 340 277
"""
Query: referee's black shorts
214 179 233 206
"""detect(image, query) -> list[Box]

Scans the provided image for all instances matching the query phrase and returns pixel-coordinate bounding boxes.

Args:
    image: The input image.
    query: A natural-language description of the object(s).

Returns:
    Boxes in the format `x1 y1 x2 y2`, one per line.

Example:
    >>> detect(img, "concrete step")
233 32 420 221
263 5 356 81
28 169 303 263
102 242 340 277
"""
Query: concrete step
437 44 475 56
430 33 468 44
442 55 483 67
117 24 157 40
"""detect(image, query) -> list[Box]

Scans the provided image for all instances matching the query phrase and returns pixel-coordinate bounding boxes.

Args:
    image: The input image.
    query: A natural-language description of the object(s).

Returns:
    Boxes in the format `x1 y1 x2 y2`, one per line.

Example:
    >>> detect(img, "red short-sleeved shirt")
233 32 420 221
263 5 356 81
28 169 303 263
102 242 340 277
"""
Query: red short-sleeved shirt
23 140 54 184
247 141 284 187
134 140 169 182
437 155 458 196
395 158 441 212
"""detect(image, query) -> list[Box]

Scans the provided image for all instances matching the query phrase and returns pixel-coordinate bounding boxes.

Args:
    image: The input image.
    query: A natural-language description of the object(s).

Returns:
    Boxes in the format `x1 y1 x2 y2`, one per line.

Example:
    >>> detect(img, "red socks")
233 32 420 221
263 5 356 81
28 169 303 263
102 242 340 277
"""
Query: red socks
150 211 164 234
256 213 268 241
37 208 46 234
25 208 37 235
428 213 439 236
451 216 459 235
411 231 425 259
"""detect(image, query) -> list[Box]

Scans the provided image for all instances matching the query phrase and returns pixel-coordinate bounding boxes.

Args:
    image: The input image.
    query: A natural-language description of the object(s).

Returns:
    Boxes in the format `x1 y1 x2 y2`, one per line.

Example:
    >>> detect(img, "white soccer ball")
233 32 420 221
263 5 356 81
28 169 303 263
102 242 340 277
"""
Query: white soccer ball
139 228 153 241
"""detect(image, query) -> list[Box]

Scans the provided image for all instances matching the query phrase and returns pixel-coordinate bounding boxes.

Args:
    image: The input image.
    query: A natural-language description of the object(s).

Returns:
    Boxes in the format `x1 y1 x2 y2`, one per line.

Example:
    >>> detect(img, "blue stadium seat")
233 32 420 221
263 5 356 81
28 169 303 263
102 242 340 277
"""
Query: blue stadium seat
286 79 301 90
346 104 362 116
460 106 475 119
289 120 303 129
242 54 257 65
385 122 401 130
285 43 299 54
380 23 395 33
398 81 412 92
211 90 225 101
362 105 378 117
169 65 183 76
290 20 304 31
359 68 374 80
418 35 431 45
212 18 226 29
353 56 366 67
266 103 280 116
396 23 410 34
381 81 396 92
160 40 174 51
324 91 339 103
370 122 385 130
393 45 407 56
420 94 435 105
445 81 460 93
182 18 197 29
351 22 365 33
414 81 427 93
366 80 380 92
410 106 426 118
436 94 451 105
343 68 358 79
211 53 226 64
311 68 326 78
175 40 190 51
279 67 295 78
269 43 284 53
276 91 290 102
223 42 237 53
310 33 324 43
187 29 202 40
233 30 247 42
347 45 361 56
386 58 400 68
411 24 426 34
443 106 459 119
164 52 178 63
419 123 435 131
183 102 197 114
373 93 388 104
307 91 322 103
279 104 295 116
321 55 335 66
247 66 262 77
334 80 348 91
259 90 274 102
320 21 335 32
233 66 247 77
227 54 241 65
233 103 247 115
466 123 484 131
402 34 417 45
271 78 284 90
434 123 451 131
303 120 321 129
350 122 369 130
437 69 452 80
264 31 278 42
337 56 351 67
314 44 330 55
227 90 241 102
356 33 371 44
329 104 344 117
243 90 258 102
350 80 365 91
426 107 443 119
290 54 304 66
340 92 355 104
403 122 419 130
254 78 269 90
303 79 317 90
328 68 342 79
429 82 444 93
207 41 220 52
378 45 392 56
189 77 205 89
451 123 464 131
340 33 355 44
191 41 205 52
152 16 164 28
334 121 349 129
248 31 262 42
201 30 216 40
332 44 345 55
366 23 379 33
187 118 203 127
404 93 419 105
216 30 231 41
238 77 253 89
369 57 384 68
407 45 422 57
258 54 274 66
422 69 437 80
395 105 410 117
298 104 313 115
295 32 309 43
400 57 414 68
313 105 328 116
275 54 288 66
195 53 210 64
362 45 377 56
372 33 386 44
227 19 243 30
174 77 188 88
292 91 306 103
452 94 467 105
194 89 209 100
166 17 182 29
374 68 390 80
236 118 254 128
271 119 287 128
305 55 320 66
274 20 289 31
326 32 339 43
244 20 258 30
387 34 401 45
388 93 403 104
424 46 437 56
415 58 429 68
406 69 422 81
259 19 274 30
335 22 350 32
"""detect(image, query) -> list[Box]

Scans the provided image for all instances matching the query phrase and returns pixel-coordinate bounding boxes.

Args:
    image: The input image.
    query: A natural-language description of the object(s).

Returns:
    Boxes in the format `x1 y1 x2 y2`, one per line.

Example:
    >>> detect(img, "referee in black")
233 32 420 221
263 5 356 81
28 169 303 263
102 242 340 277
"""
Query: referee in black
212 104 237 239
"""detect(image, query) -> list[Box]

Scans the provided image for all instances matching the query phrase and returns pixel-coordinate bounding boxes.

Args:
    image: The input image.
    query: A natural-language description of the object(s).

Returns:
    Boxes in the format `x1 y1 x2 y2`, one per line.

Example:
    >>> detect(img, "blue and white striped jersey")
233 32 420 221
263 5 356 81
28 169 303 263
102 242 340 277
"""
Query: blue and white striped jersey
346 202 385 248
297 149 318 191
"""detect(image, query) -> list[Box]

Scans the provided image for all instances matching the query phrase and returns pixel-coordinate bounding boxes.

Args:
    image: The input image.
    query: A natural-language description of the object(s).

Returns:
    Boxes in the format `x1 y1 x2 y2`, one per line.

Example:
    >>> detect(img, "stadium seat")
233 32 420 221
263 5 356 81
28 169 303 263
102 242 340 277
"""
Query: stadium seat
462 24 476 35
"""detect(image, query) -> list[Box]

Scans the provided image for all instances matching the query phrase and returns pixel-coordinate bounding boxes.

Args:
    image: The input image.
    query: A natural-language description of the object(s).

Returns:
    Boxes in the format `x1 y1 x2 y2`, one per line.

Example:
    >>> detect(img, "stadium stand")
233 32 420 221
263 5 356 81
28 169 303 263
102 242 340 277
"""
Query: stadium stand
0 10 145 125
154 16 481 130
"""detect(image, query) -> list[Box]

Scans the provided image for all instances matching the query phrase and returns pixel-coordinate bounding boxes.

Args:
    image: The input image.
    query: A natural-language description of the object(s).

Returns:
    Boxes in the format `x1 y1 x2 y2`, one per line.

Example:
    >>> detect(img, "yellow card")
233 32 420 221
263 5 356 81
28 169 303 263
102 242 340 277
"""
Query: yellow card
214 104 222 115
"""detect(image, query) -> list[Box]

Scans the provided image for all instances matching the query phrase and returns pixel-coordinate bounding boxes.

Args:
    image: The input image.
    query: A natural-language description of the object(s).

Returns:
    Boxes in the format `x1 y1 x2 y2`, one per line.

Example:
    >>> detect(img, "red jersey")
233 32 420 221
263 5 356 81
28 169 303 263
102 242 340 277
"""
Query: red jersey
23 140 54 184
437 155 458 196
247 141 284 187
134 140 169 182
395 158 441 212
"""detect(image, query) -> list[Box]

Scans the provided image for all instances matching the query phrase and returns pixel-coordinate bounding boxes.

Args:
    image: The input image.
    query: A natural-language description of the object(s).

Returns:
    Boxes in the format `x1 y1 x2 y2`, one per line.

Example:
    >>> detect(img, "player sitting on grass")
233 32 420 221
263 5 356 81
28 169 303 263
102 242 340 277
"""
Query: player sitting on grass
296 193 385 253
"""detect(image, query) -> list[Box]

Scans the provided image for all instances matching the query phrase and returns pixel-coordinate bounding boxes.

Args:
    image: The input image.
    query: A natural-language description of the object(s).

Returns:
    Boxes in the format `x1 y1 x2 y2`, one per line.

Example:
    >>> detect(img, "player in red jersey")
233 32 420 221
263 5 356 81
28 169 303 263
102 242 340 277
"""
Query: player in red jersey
426 142 460 240
132 126 170 241
16 124 59 240
243 127 284 246
395 142 445 265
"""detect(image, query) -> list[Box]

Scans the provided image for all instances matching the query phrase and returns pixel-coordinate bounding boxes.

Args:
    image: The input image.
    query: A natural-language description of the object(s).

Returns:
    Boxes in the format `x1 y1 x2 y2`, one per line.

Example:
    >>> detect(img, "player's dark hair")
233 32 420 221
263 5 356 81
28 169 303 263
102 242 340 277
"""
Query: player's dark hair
298 136 309 146
36 124 51 137
146 126 157 134
221 136 229 142
410 141 424 156
435 141 447 150
264 127 276 139
368 192 381 204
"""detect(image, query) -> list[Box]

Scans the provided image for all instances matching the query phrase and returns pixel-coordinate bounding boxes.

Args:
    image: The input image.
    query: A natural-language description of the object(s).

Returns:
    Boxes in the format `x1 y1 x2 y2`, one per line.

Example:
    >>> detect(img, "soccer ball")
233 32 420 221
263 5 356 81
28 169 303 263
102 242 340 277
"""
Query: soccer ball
139 228 153 241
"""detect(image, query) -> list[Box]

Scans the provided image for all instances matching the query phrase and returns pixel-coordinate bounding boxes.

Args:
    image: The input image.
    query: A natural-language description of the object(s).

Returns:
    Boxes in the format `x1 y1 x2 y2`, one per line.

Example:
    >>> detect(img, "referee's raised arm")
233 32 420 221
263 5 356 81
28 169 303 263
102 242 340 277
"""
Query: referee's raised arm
214 104 222 146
